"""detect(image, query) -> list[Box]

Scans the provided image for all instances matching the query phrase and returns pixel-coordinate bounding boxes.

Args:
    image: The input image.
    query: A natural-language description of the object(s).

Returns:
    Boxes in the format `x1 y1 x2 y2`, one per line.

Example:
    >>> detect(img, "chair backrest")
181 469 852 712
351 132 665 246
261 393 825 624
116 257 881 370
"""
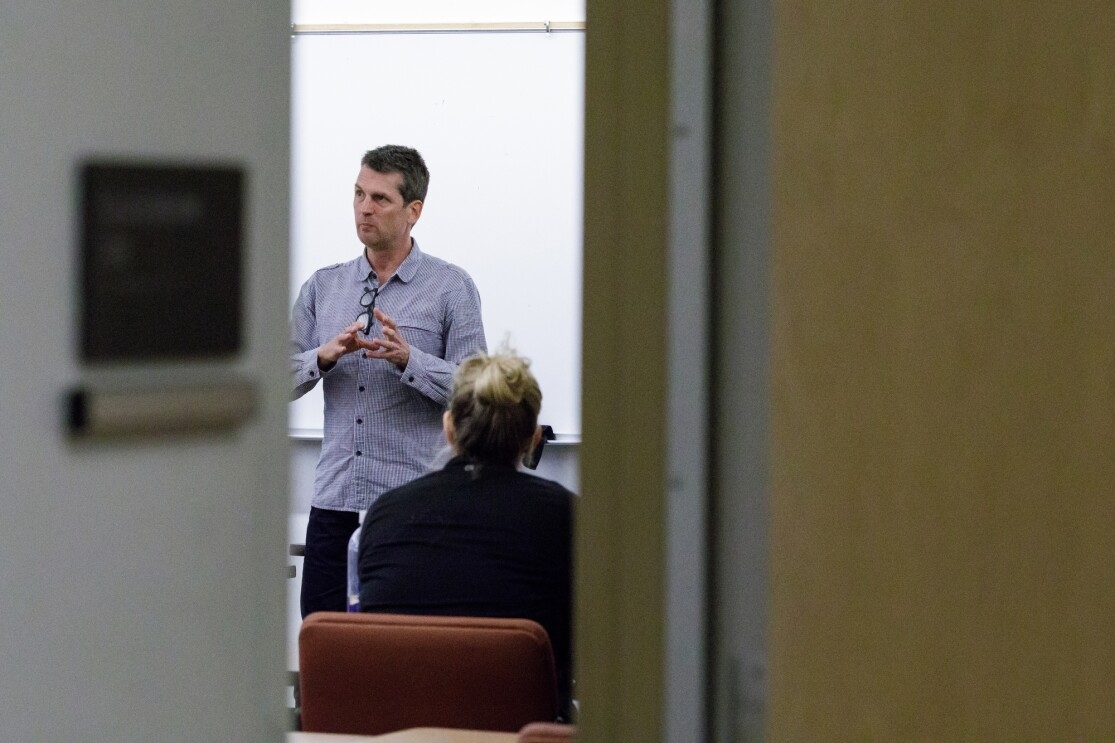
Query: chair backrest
298 611 559 735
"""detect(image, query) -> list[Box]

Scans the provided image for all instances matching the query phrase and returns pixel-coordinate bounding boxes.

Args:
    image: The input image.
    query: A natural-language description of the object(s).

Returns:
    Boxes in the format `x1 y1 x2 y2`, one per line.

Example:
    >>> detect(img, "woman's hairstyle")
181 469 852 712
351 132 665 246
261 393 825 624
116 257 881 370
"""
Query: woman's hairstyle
448 350 541 466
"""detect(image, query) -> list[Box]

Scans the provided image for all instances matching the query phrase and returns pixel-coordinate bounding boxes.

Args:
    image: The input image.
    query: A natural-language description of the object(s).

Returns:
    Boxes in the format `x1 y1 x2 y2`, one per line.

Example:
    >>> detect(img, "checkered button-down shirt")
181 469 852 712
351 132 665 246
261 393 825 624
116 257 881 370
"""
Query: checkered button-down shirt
290 241 487 511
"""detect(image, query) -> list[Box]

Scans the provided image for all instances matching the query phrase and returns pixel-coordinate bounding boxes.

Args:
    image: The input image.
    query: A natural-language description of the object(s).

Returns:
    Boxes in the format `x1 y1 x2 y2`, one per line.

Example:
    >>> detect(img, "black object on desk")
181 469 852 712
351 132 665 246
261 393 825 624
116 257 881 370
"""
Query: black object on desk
522 425 556 470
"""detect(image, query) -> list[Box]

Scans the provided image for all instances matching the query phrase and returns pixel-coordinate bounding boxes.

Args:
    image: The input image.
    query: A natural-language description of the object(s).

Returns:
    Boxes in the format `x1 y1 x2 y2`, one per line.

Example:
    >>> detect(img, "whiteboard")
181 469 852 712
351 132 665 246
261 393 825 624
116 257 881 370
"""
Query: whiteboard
289 30 584 436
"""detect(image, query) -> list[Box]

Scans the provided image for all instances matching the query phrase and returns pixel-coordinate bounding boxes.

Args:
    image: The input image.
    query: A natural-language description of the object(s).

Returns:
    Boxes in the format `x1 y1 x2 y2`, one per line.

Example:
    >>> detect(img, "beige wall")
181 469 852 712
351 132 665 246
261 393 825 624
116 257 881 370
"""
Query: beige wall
770 3 1115 739
578 0 669 739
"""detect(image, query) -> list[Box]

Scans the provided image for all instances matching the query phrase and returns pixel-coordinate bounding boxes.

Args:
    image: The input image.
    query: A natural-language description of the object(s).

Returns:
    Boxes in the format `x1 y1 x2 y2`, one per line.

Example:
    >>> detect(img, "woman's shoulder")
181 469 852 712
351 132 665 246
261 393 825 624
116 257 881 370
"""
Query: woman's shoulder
372 466 459 507
505 469 577 504
373 463 575 511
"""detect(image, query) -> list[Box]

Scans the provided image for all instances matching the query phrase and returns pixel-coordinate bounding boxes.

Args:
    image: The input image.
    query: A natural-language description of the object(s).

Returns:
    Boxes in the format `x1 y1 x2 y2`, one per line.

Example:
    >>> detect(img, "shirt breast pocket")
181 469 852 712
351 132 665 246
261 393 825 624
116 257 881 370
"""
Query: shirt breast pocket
398 318 444 358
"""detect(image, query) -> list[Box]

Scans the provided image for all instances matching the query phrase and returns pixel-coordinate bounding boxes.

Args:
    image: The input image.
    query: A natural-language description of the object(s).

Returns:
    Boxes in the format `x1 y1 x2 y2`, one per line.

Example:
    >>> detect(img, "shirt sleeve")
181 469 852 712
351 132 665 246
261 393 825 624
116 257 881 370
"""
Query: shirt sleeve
289 278 327 400
399 272 487 406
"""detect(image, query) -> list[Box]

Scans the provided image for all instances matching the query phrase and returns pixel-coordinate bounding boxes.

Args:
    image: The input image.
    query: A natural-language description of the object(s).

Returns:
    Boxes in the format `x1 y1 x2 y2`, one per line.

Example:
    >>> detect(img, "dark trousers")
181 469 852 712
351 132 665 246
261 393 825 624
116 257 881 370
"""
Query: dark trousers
300 506 361 618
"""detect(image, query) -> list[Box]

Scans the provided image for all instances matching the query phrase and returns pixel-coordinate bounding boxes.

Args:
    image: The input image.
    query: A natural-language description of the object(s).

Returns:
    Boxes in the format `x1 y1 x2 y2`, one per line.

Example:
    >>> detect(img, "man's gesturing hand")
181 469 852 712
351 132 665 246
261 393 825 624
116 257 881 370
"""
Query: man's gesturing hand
316 320 365 371
356 308 411 371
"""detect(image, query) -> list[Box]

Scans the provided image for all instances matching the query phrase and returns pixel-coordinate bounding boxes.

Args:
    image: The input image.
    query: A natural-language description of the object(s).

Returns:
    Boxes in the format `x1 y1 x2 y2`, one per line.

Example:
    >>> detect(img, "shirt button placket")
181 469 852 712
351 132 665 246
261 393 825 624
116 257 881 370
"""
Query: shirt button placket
353 373 369 509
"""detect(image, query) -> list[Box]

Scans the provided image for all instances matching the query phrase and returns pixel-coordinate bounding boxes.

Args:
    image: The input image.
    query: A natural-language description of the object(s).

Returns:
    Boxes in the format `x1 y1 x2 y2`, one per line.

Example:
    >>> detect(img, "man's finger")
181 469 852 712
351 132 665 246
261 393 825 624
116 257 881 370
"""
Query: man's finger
373 308 396 328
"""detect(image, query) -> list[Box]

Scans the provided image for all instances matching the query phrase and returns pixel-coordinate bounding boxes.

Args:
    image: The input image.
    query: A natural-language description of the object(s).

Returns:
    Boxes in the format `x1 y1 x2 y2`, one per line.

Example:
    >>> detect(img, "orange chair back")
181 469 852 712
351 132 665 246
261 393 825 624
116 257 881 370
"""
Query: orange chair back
299 612 559 735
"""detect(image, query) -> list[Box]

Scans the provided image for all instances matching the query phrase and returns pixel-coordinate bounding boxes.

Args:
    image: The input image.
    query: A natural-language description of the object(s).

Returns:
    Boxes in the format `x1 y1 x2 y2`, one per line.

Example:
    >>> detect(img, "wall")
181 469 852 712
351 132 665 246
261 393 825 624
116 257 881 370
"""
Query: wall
0 2 291 739
577 0 670 739
711 0 773 738
769 4 1115 739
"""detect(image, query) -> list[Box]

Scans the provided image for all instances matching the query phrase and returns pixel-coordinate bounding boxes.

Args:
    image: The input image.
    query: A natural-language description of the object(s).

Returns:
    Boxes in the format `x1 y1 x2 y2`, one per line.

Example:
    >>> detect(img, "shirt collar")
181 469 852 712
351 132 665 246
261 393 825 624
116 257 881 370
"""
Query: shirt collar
395 239 422 283
353 239 424 285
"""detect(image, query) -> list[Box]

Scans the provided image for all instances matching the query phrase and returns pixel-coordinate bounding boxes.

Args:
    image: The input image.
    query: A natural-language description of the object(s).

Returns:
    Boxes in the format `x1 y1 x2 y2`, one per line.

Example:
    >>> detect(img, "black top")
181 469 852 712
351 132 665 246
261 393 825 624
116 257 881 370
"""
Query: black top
358 456 575 718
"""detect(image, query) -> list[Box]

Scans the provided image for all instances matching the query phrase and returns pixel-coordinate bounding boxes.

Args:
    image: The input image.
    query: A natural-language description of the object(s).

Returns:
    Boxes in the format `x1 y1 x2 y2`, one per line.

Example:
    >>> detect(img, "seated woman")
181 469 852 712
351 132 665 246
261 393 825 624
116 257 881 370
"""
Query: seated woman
357 349 575 720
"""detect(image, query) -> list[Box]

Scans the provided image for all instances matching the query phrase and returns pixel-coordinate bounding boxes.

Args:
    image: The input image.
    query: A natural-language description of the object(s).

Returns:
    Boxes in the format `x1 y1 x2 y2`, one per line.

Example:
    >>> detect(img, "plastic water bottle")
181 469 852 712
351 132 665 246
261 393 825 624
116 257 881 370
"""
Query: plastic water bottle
346 525 362 612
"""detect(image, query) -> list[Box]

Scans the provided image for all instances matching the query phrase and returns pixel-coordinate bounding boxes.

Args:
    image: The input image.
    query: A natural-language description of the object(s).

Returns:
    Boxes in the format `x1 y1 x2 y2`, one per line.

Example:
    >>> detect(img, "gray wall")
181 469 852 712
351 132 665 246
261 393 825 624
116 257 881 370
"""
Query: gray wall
0 3 291 739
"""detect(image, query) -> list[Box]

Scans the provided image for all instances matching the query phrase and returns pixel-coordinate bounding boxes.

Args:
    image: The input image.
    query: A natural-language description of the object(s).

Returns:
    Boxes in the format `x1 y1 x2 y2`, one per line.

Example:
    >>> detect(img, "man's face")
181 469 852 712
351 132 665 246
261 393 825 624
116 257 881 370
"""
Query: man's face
353 166 422 251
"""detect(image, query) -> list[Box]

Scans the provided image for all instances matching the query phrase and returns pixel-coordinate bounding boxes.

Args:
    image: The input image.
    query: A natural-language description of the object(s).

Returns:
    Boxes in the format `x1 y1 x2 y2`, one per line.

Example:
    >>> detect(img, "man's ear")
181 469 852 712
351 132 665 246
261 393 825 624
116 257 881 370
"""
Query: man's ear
407 199 423 227
442 410 455 444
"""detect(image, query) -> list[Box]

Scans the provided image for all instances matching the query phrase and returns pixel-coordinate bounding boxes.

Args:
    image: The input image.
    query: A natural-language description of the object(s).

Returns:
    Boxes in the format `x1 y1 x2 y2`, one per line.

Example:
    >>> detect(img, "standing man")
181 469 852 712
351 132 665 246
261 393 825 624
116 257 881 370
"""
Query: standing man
290 145 487 617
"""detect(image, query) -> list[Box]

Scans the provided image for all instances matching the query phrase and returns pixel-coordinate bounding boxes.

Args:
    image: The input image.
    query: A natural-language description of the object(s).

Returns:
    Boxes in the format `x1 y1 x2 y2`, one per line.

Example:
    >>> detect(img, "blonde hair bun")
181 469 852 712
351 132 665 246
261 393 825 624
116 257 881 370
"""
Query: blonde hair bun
449 348 542 466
